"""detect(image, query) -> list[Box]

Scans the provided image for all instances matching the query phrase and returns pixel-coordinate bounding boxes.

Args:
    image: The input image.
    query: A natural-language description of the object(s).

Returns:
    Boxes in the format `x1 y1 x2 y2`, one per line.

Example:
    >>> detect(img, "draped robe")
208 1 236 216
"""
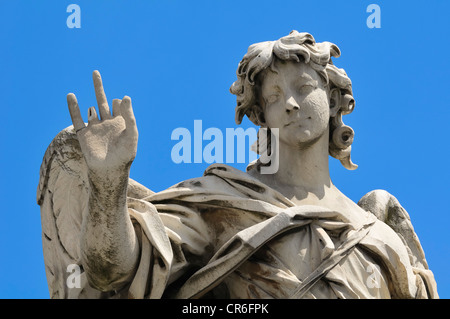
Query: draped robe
122 164 437 299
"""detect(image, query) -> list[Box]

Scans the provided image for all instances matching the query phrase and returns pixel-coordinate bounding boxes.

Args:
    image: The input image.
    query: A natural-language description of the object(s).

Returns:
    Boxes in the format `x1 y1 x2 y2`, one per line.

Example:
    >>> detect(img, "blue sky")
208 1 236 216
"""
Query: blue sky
0 0 448 298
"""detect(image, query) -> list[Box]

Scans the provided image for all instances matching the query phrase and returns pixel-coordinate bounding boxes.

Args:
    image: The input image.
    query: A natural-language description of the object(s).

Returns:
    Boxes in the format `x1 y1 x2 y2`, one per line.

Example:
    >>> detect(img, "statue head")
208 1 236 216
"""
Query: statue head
230 30 357 170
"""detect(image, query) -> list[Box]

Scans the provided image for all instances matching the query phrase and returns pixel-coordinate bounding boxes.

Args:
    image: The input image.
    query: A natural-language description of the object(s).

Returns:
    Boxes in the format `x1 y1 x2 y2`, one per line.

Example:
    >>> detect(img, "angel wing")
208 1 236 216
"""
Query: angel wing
37 125 154 299
358 189 438 298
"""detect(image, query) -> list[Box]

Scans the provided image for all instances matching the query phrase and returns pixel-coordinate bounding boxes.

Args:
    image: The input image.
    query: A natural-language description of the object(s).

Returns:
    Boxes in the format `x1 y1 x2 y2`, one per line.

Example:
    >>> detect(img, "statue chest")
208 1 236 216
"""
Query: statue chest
221 225 390 298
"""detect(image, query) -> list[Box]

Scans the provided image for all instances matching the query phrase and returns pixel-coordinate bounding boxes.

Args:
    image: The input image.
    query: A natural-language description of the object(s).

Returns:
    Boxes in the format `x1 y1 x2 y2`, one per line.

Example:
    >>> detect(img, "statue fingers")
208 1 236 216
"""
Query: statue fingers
112 99 122 117
87 106 99 124
67 93 86 133
120 96 137 135
92 70 111 120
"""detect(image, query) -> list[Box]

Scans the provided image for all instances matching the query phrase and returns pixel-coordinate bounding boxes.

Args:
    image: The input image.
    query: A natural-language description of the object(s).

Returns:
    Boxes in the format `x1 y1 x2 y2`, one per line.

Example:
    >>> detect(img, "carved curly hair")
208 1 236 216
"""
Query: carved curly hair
230 30 357 170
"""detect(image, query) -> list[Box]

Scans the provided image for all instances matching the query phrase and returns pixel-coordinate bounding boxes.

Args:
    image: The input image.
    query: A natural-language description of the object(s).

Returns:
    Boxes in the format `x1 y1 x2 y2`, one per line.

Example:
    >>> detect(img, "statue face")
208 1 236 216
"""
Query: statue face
260 59 331 148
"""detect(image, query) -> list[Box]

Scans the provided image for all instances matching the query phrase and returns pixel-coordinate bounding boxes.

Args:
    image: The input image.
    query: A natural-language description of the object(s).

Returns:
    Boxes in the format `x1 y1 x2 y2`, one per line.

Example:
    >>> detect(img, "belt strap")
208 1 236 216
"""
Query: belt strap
289 220 375 298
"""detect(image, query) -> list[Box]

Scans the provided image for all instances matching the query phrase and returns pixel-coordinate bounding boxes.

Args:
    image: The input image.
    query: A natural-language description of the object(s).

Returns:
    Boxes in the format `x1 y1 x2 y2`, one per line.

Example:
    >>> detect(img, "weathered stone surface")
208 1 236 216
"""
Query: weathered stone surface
37 31 438 299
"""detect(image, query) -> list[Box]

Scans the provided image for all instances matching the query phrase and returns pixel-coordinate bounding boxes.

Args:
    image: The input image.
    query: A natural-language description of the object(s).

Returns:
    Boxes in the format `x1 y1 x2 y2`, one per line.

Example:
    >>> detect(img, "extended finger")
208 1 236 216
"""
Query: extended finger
112 99 122 117
67 93 86 132
88 106 99 123
120 96 137 133
92 70 111 120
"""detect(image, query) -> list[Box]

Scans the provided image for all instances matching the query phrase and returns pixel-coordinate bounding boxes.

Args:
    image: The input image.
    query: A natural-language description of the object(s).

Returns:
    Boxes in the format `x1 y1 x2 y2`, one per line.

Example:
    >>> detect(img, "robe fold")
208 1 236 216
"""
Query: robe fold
124 164 437 299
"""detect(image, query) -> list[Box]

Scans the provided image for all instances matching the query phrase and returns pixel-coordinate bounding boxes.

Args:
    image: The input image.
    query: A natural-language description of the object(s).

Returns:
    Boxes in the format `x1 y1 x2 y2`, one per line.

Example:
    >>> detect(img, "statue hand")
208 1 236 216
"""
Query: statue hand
67 71 138 176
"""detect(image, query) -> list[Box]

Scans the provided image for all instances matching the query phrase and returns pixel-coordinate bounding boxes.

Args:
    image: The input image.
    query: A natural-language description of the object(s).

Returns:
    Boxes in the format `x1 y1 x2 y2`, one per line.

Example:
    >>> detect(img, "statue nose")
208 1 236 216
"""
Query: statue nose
286 96 300 111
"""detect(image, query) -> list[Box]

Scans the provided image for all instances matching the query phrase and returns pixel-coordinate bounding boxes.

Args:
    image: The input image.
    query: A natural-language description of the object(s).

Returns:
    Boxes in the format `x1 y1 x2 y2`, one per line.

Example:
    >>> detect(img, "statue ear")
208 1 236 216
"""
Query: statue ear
329 88 340 117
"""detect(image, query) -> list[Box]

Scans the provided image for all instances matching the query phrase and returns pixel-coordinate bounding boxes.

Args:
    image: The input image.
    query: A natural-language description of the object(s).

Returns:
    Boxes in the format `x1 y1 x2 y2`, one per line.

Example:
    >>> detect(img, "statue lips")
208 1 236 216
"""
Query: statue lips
284 117 311 127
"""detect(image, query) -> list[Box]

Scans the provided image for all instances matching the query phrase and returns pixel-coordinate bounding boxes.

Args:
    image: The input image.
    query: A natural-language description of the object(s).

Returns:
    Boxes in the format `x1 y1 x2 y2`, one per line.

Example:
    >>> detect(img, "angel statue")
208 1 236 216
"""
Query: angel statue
37 30 438 299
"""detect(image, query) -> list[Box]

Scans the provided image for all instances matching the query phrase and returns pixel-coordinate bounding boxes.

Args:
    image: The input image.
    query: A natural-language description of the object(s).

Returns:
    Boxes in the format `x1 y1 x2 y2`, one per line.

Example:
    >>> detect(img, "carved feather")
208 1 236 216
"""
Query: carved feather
37 126 88 298
358 189 428 270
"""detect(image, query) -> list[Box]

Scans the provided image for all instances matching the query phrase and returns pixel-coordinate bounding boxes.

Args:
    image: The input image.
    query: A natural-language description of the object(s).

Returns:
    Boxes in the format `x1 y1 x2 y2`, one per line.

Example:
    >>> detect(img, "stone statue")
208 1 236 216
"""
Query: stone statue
37 31 438 299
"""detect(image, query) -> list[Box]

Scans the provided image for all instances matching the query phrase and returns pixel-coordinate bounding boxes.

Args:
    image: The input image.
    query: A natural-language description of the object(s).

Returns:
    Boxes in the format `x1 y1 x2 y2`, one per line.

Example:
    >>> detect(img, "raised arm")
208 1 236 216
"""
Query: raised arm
67 71 139 292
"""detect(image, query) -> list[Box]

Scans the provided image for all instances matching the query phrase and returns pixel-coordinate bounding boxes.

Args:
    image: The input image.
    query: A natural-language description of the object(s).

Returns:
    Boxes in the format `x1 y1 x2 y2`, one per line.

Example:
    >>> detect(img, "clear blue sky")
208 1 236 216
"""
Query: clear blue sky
0 0 448 298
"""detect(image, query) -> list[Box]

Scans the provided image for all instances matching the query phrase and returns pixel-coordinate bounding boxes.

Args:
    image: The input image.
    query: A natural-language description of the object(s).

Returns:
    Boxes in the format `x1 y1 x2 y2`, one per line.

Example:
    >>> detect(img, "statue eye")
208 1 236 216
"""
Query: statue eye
299 84 316 95
266 93 280 104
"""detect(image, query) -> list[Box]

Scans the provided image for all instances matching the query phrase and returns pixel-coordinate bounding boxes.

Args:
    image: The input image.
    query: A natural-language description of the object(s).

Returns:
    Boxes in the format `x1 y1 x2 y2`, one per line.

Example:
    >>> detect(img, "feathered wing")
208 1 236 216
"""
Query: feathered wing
37 126 154 299
358 189 439 298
